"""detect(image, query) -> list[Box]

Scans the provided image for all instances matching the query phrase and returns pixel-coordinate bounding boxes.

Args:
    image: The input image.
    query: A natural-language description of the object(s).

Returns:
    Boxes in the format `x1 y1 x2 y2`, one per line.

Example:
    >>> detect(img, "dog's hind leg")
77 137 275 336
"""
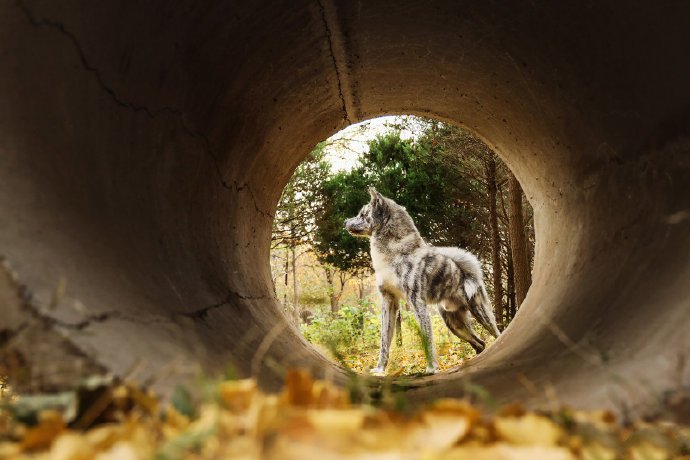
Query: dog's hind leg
395 309 403 346
371 290 399 375
438 306 486 354
408 291 439 374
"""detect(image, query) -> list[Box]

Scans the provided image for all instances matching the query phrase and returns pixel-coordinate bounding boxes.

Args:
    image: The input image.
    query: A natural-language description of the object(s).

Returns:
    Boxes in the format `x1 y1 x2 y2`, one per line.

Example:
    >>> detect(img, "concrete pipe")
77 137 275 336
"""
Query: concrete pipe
1 0 689 412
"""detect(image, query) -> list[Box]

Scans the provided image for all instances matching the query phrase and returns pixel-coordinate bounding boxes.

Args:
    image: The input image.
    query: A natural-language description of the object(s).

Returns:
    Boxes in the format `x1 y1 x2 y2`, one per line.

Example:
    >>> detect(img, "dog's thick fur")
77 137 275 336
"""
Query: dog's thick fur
345 188 500 374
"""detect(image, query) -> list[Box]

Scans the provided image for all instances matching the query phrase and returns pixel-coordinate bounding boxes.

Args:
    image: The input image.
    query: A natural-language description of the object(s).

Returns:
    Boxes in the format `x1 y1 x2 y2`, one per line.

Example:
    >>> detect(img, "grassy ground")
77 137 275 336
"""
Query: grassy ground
301 305 494 375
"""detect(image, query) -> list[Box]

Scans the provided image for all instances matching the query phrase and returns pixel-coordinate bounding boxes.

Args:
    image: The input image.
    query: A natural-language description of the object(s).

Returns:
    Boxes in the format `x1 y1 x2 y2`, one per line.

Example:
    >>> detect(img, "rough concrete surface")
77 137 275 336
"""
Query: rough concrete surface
0 259 105 392
0 0 689 413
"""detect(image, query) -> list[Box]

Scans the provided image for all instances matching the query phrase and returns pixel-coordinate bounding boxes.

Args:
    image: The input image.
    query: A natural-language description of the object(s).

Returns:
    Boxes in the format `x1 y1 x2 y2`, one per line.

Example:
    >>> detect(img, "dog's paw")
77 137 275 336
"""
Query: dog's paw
425 366 439 375
369 367 386 376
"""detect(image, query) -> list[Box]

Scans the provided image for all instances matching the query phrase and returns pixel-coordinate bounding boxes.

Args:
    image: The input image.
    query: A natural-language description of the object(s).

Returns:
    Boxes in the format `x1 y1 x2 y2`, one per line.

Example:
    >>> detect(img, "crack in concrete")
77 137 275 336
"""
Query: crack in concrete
50 311 118 331
15 0 275 220
16 0 182 122
2 268 108 375
233 180 275 220
316 0 351 124
183 294 233 321
0 322 29 346
184 290 269 322
43 289 270 327
26 306 174 331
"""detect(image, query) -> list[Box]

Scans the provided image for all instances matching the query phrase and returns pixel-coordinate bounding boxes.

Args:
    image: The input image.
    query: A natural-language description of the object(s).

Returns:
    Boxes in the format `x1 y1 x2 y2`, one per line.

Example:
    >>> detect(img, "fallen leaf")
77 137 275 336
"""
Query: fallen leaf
283 369 314 407
163 406 190 438
581 441 617 460
407 412 470 451
432 444 575 460
312 380 350 409
50 432 95 460
494 413 563 446
0 442 21 458
85 423 122 451
20 410 66 451
95 441 141 460
219 379 257 412
628 441 671 460
126 384 159 416
307 409 366 434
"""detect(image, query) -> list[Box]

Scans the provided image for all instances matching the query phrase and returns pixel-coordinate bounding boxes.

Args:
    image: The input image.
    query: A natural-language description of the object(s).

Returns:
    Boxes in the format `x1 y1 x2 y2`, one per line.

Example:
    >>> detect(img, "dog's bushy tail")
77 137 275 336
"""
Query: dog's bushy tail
438 246 502 338
464 277 501 338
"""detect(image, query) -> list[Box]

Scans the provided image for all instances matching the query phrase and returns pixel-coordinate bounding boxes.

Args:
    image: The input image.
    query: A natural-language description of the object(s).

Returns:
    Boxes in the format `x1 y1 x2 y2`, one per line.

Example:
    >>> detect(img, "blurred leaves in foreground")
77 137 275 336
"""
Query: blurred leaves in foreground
1 369 690 459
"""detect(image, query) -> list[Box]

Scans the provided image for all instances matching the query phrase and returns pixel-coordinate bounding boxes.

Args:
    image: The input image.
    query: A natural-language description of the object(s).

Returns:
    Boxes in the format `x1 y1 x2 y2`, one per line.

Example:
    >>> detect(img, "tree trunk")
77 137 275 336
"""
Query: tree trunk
486 153 504 330
508 173 531 307
324 268 339 314
336 271 349 311
506 247 516 320
283 252 289 306
291 246 298 309
357 273 365 300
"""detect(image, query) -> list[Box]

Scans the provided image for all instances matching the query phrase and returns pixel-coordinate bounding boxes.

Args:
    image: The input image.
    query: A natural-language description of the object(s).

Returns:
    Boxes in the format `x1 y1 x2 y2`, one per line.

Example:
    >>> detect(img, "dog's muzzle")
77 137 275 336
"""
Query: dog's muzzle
344 218 364 235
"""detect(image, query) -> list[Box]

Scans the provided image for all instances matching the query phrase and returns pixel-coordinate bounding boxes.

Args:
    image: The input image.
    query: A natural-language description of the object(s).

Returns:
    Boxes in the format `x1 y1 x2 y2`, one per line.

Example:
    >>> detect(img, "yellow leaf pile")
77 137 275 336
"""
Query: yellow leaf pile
2 370 690 459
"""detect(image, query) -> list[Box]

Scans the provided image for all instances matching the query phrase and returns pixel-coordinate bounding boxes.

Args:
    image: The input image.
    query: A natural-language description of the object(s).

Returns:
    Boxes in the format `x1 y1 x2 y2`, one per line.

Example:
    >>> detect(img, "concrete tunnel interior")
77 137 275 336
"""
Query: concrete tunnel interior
1 0 690 413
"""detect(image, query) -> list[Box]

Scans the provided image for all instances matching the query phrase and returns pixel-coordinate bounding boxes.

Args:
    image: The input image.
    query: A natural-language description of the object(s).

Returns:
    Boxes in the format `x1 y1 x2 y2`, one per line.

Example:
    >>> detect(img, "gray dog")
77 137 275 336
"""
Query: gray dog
345 187 500 374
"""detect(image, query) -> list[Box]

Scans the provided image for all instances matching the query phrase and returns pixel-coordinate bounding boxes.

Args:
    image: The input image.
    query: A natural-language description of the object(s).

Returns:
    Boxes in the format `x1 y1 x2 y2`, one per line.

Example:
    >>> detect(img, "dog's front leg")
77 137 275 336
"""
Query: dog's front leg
408 292 439 374
371 289 398 375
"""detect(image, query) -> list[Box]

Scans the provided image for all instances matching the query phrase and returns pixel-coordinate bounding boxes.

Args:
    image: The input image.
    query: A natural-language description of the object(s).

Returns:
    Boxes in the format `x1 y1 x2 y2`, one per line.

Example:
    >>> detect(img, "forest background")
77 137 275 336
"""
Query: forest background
270 116 534 374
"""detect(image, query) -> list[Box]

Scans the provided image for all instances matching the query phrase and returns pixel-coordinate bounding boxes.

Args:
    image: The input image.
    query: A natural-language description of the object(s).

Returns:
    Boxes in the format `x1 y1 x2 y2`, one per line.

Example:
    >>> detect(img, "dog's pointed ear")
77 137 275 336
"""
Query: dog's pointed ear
368 186 382 204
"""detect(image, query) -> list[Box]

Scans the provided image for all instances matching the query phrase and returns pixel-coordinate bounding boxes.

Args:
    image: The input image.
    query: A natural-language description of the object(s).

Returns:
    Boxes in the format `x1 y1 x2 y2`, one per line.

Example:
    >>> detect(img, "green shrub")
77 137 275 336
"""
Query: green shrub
300 301 495 374
301 300 380 353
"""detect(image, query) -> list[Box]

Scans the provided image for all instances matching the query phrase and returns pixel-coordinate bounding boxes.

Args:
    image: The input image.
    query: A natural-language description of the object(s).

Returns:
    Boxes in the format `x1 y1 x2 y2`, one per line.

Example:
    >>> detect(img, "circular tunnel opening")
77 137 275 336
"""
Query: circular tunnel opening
270 115 535 377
